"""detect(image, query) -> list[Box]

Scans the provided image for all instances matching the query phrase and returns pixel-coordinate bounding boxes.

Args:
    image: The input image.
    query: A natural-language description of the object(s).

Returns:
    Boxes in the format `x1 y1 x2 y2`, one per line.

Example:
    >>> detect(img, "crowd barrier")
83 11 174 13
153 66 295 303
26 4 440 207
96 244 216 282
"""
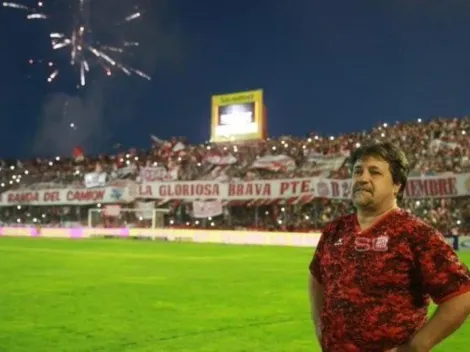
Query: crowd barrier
1 227 468 251
0 227 321 248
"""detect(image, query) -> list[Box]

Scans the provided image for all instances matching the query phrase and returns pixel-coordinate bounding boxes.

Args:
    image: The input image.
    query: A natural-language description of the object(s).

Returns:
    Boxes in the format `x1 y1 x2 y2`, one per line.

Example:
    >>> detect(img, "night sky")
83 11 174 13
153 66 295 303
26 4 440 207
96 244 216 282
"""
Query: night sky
1 0 470 159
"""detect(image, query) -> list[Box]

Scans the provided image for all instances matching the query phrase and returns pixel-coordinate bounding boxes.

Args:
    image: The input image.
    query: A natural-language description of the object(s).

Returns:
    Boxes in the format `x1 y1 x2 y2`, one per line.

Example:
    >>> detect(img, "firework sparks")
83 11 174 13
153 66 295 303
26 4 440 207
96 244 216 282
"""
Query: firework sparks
133 69 151 80
26 13 47 19
115 12 141 26
3 2 46 19
50 33 64 39
102 46 124 53
6 0 151 86
47 69 59 82
125 12 140 22
2 2 32 11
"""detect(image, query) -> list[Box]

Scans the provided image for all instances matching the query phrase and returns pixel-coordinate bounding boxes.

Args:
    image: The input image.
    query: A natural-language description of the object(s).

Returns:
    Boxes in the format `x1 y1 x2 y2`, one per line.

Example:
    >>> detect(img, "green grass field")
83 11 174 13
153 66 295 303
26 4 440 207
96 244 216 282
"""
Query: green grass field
0 237 468 352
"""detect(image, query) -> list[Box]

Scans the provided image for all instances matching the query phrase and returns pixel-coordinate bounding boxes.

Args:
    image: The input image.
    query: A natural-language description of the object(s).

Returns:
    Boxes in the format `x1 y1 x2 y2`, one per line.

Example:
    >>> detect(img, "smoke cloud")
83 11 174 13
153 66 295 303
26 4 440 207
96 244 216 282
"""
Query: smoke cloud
33 82 105 157
32 0 187 157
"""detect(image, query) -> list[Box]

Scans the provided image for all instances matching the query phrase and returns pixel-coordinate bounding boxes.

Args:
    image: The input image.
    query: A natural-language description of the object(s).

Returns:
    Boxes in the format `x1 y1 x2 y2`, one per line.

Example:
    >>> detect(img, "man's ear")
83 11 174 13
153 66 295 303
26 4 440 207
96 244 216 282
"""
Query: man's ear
393 184 401 197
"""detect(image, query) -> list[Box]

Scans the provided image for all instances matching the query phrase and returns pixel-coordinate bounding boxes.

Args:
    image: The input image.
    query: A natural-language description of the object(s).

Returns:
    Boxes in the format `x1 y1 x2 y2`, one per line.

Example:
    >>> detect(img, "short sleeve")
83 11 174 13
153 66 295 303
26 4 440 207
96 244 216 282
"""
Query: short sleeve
309 229 328 285
413 227 470 304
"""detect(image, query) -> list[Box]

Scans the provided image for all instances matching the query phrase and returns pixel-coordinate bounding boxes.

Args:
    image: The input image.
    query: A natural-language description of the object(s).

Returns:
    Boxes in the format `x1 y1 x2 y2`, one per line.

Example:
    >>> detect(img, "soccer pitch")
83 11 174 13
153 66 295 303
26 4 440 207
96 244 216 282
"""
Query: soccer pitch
0 238 468 352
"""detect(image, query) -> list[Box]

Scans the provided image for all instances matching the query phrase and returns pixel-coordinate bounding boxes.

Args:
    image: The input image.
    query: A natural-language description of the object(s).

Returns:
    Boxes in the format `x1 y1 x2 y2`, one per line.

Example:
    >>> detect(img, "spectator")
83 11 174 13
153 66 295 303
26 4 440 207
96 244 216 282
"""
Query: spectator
0 116 468 234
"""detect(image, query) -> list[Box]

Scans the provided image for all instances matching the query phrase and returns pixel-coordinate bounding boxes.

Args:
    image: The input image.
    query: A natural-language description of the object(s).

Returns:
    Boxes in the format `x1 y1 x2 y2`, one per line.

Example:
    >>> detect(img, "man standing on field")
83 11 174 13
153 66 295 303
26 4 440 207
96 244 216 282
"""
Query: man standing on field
308 142 470 352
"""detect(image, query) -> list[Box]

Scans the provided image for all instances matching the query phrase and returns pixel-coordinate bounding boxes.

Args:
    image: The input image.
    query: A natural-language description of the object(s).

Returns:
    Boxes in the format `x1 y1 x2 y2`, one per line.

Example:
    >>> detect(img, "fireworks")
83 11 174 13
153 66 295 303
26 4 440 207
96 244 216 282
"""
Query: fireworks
4 0 151 87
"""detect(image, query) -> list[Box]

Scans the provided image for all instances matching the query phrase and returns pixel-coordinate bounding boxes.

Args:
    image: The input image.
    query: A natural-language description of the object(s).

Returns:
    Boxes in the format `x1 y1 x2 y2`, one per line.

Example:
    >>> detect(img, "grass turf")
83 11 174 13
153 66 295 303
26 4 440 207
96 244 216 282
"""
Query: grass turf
0 237 468 352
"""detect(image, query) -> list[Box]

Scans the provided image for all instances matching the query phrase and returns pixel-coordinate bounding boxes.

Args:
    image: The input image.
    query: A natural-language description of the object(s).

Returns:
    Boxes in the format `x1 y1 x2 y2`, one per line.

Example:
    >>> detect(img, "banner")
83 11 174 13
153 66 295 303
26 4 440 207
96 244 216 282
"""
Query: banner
1 173 469 206
135 201 155 220
204 154 237 165
172 142 185 152
303 151 348 172
104 205 121 217
0 186 132 206
200 166 231 182
84 172 107 188
140 166 178 182
137 177 348 201
192 200 223 218
250 154 296 172
113 165 137 179
137 173 470 201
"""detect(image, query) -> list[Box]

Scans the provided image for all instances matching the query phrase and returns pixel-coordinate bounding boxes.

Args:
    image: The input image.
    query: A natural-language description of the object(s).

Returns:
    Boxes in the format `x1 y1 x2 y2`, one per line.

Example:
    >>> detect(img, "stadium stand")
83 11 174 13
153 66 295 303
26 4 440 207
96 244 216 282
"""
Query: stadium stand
0 116 469 235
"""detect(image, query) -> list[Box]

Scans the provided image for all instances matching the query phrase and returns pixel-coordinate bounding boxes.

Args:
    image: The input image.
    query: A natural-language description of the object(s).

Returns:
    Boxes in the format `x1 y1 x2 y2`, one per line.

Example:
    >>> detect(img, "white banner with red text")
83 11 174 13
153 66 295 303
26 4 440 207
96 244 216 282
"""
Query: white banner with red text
0 186 133 206
0 173 469 206
136 173 470 200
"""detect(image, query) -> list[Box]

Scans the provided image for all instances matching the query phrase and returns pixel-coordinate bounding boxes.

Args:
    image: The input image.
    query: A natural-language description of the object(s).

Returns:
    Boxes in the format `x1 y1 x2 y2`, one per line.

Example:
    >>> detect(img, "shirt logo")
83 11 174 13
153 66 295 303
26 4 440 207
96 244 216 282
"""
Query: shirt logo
374 235 389 251
334 238 343 246
110 188 124 201
354 235 389 252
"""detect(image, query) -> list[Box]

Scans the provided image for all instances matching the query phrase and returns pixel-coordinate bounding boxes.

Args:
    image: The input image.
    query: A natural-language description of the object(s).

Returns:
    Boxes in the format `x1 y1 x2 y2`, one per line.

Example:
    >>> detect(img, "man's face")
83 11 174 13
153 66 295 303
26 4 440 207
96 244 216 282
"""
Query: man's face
351 155 399 211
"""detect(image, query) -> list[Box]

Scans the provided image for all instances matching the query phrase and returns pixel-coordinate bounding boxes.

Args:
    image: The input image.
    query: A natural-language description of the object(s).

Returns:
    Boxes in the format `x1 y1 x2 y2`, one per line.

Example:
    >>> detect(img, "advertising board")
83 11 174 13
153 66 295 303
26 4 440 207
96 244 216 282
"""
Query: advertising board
0 227 321 248
210 89 266 142
458 237 470 251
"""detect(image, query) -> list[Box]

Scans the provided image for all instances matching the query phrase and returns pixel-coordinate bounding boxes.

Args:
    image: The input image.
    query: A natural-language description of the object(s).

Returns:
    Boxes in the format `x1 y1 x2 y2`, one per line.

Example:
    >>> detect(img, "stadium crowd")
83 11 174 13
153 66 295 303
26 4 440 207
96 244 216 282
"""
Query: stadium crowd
0 116 469 235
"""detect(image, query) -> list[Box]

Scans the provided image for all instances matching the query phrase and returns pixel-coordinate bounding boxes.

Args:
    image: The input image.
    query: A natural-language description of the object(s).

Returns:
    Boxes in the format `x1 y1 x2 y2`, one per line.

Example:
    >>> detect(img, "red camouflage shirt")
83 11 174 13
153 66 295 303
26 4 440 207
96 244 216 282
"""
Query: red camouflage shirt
309 208 470 352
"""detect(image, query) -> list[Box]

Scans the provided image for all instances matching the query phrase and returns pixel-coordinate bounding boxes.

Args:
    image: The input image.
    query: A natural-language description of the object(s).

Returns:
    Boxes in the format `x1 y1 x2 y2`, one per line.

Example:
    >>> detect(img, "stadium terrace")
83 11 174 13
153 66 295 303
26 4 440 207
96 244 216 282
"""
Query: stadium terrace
0 116 468 235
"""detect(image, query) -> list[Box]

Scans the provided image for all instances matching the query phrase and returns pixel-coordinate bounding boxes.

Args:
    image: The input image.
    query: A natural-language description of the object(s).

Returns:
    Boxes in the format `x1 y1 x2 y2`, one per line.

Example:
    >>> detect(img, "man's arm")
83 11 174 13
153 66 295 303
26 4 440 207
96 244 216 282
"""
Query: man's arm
402 291 470 351
308 273 324 343
397 227 470 351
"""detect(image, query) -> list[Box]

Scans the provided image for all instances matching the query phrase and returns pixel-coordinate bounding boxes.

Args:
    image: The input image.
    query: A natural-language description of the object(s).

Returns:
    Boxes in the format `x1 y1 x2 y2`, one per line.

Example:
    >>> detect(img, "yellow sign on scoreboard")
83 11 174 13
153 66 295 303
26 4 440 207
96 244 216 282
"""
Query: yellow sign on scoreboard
210 89 266 143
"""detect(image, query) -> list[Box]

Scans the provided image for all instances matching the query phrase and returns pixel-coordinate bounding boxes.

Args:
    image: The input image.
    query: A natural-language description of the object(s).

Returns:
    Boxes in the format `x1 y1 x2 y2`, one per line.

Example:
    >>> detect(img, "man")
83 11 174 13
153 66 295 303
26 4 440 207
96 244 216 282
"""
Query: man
308 142 470 352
